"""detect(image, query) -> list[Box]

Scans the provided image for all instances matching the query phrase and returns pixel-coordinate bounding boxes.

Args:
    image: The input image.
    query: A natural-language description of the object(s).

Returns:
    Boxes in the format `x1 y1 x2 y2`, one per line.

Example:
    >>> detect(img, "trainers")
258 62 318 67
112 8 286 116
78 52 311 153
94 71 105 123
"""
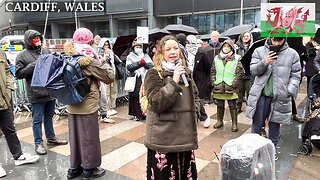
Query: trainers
47 138 68 146
203 117 211 128
107 109 117 116
0 165 6 178
101 117 115 123
133 116 141 121
14 153 39 166
35 144 47 155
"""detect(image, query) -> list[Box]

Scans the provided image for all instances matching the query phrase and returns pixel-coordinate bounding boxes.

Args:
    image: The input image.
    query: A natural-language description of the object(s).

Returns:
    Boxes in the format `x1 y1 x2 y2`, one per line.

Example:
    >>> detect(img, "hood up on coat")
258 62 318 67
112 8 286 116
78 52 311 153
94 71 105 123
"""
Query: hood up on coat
24 30 43 50
220 39 237 54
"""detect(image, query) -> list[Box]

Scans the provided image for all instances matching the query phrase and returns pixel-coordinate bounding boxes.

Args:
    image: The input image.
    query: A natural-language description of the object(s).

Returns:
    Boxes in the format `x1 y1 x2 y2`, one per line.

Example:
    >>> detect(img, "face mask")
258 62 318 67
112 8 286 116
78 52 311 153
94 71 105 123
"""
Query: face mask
32 39 41 47
222 47 231 53
134 47 143 55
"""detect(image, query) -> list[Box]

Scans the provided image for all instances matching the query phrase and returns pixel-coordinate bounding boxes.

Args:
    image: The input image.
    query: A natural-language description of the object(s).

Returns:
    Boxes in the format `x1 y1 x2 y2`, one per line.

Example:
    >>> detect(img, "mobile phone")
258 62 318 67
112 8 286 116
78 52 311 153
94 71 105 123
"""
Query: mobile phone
269 45 278 54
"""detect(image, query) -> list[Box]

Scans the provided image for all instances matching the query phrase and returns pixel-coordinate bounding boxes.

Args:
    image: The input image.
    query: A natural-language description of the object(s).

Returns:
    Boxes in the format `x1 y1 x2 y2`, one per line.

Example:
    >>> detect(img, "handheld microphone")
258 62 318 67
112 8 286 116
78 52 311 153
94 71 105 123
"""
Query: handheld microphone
175 61 189 87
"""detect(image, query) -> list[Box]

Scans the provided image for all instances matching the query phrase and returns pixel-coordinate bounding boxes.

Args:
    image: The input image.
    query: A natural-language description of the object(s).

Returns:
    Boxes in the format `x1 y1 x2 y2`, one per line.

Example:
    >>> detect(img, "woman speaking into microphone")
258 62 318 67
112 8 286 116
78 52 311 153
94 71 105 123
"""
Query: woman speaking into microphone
143 35 200 180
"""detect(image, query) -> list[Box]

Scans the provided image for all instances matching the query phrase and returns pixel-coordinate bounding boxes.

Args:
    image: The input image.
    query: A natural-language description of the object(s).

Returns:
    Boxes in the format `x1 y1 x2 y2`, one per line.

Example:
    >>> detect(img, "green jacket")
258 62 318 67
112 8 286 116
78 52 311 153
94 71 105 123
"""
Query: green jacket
0 50 14 110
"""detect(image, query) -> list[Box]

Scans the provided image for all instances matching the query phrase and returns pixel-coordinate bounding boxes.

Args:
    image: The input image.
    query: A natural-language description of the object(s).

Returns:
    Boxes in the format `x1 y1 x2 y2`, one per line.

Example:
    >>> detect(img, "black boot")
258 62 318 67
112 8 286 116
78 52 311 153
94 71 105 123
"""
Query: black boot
230 107 238 132
82 167 106 180
67 166 83 179
214 107 224 129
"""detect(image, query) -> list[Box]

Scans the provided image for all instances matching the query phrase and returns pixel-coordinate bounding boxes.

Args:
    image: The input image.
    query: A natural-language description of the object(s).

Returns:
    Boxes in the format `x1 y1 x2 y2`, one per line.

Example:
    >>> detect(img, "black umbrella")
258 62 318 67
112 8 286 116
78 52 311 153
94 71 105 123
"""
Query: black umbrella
241 38 267 75
221 24 255 37
163 24 198 35
149 28 170 42
113 34 136 58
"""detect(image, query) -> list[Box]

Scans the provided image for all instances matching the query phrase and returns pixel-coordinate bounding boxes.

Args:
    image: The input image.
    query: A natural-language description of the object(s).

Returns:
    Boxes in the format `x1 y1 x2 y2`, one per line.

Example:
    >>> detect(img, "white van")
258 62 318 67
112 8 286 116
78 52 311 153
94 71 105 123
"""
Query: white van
0 35 24 65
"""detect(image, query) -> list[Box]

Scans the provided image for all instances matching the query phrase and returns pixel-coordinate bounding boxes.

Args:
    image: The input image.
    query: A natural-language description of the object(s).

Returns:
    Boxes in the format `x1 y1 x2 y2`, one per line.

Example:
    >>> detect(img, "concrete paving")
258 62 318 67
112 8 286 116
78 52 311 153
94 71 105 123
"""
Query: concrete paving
0 79 319 180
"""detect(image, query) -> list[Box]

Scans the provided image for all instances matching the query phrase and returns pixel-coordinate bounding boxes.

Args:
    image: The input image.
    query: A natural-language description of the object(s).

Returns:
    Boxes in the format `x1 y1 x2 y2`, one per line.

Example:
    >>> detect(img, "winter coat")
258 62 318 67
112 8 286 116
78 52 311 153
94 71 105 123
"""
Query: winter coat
0 50 14 110
193 47 212 99
210 40 244 95
246 39 301 125
236 32 253 79
126 51 153 97
305 42 319 77
203 41 220 62
60 40 115 115
144 68 200 153
313 50 320 72
15 30 53 103
64 43 115 115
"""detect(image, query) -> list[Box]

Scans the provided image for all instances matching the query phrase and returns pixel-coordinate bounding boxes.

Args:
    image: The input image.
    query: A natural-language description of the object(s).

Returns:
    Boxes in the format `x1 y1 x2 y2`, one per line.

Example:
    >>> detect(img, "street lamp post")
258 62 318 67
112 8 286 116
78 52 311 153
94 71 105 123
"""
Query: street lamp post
191 0 195 27
9 19 12 35
240 0 243 25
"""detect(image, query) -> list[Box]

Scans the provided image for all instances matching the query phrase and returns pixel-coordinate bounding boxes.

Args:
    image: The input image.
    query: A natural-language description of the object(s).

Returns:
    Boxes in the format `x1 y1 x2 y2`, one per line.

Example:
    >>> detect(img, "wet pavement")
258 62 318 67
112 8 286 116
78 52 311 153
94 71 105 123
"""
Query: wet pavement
0 79 320 180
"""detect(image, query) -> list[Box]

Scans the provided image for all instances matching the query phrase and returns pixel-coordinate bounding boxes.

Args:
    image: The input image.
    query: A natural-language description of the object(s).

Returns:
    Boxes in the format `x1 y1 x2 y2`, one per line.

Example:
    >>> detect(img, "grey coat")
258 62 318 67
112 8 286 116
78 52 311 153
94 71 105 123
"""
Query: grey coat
246 40 301 125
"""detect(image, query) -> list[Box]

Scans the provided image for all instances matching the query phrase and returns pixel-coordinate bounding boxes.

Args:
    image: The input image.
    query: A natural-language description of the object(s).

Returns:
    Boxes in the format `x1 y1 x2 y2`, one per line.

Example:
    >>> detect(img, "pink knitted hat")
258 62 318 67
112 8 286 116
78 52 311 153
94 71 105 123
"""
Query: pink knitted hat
73 28 93 44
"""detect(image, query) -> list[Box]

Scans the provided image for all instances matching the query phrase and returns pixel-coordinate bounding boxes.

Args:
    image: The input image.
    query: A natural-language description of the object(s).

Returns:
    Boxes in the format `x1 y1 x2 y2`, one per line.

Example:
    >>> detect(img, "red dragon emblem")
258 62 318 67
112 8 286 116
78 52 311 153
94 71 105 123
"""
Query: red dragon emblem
267 6 309 34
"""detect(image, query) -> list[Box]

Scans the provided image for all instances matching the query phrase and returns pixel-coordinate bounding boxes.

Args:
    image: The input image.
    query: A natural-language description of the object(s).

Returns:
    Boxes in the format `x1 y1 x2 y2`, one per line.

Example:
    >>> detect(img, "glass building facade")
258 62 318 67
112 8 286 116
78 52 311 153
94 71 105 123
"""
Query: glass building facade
176 9 261 34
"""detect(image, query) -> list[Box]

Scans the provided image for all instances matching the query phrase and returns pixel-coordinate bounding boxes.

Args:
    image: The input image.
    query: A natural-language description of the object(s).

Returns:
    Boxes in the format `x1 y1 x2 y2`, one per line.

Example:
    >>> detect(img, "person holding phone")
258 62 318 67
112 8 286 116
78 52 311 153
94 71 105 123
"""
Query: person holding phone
246 36 301 161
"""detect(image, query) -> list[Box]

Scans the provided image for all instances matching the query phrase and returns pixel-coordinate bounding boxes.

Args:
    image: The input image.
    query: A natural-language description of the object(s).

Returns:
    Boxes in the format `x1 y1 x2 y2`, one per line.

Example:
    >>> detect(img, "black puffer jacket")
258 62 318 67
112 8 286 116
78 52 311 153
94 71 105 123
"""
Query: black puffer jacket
15 30 54 103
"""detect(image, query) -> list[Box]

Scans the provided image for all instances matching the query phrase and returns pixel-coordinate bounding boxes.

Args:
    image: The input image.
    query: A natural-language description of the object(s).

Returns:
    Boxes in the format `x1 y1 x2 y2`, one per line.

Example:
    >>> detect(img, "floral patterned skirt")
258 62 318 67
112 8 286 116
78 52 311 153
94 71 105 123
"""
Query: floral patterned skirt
146 149 197 180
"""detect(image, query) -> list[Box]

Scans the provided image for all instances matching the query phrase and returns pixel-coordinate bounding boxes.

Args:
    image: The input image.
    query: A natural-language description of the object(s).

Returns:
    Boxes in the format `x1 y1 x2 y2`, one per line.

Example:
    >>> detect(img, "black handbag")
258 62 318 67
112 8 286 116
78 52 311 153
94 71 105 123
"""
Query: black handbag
114 54 128 80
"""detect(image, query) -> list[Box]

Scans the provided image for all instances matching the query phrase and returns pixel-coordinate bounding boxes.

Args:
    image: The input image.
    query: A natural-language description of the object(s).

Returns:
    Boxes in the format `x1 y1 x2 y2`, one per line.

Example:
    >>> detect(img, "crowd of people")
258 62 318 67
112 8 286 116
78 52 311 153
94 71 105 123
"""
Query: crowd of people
0 25 319 179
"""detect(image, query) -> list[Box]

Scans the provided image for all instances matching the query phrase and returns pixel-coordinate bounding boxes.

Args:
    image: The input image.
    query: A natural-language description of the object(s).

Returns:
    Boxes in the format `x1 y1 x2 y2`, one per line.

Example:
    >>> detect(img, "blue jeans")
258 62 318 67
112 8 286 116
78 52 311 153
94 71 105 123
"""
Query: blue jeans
31 100 56 145
251 96 280 147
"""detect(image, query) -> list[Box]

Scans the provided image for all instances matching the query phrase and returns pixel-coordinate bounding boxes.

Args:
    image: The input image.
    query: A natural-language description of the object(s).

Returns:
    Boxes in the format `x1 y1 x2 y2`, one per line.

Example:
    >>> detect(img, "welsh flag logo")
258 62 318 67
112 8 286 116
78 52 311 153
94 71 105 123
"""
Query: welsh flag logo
261 3 316 37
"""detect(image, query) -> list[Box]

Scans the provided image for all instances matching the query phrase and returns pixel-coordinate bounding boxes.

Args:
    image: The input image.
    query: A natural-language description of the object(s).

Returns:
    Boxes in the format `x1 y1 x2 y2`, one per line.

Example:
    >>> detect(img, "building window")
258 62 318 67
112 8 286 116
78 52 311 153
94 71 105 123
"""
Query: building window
244 10 255 25
216 12 225 33
225 12 235 30
234 11 240 27
255 9 261 27
97 22 110 38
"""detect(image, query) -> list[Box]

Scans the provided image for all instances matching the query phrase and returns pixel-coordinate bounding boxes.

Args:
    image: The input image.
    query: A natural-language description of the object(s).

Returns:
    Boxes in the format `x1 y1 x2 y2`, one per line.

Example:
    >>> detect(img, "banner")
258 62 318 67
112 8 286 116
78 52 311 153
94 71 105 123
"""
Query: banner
261 3 315 37
136 26 149 44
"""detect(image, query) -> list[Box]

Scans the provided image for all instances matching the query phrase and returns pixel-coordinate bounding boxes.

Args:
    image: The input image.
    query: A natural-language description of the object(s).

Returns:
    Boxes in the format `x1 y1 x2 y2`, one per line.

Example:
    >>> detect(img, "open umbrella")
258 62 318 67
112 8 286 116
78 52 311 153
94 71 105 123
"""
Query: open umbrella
113 34 136 58
163 24 198 35
241 38 267 75
221 24 255 37
149 28 170 42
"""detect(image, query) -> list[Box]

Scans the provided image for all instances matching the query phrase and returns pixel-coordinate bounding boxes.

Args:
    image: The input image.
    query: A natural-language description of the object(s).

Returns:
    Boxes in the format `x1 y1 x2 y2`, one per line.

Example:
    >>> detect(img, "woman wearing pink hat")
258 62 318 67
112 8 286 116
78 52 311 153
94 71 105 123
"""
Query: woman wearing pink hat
65 28 115 180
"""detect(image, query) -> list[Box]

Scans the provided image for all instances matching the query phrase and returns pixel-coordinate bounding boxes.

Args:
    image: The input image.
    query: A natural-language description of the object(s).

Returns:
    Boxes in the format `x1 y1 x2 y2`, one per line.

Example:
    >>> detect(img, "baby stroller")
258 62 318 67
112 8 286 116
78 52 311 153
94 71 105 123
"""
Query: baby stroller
298 74 320 155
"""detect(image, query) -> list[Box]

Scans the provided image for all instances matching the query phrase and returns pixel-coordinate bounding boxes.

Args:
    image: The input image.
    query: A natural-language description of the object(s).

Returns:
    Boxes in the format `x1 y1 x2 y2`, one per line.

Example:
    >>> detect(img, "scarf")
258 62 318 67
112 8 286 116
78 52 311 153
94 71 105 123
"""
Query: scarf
219 50 234 60
127 52 152 82
74 43 100 60
161 60 177 72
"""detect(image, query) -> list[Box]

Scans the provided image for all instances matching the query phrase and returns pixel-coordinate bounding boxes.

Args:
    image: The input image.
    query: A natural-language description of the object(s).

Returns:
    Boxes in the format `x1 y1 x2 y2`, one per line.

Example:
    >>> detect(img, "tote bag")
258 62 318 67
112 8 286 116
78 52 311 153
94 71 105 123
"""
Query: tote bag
124 75 136 92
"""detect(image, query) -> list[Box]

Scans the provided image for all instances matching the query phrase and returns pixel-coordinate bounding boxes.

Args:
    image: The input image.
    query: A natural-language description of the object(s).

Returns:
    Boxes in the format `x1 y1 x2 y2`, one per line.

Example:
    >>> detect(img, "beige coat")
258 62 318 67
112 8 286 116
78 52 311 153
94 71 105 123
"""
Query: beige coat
67 53 115 115
0 50 14 110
